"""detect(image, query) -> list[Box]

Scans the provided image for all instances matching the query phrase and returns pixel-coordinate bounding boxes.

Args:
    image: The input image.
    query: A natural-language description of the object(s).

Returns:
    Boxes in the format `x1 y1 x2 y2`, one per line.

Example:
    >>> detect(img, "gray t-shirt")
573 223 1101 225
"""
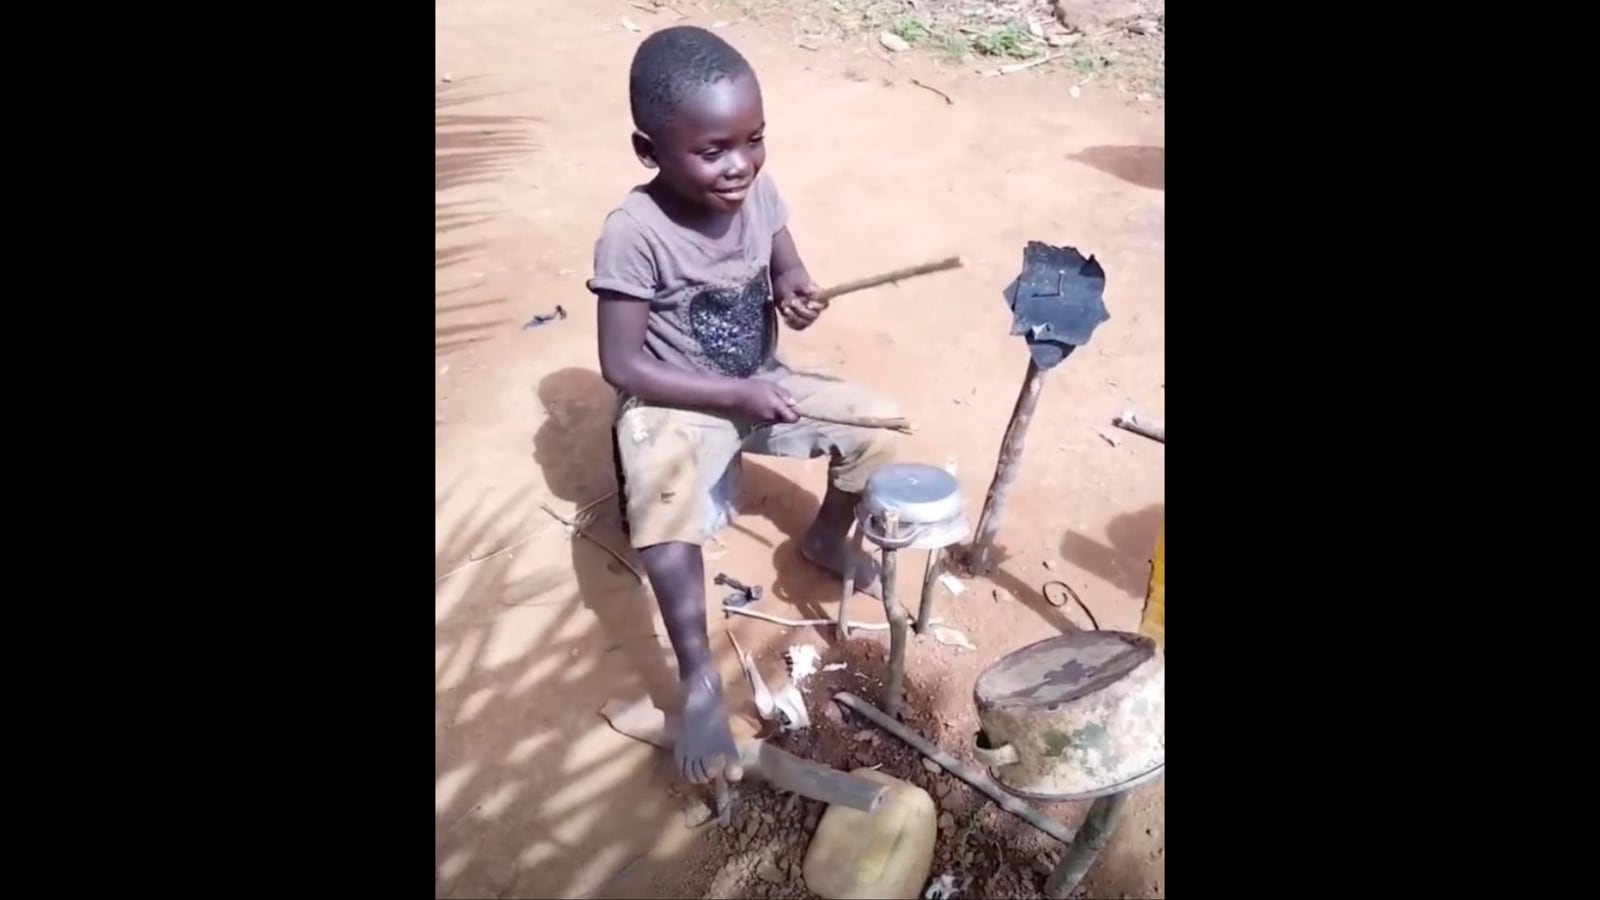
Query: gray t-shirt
588 173 789 380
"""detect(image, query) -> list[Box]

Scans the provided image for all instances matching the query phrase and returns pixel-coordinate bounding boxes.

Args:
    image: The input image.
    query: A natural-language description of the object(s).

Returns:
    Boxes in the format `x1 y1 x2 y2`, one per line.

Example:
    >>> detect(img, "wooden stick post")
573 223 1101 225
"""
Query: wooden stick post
969 358 1049 574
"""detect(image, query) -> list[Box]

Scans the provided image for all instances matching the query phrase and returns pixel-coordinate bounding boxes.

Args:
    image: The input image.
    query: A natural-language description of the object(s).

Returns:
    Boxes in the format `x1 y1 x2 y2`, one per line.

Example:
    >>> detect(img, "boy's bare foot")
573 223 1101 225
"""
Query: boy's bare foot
800 531 883 598
677 667 743 784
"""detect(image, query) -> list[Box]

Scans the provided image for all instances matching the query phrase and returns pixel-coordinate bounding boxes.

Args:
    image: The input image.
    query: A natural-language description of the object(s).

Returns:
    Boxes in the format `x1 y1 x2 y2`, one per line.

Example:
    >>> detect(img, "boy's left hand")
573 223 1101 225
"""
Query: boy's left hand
774 270 827 331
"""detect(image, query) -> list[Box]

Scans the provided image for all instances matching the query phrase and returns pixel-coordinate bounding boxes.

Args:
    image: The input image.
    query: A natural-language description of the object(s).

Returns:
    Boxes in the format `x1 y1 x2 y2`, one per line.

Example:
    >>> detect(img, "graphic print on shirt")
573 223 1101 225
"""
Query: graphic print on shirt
687 265 773 378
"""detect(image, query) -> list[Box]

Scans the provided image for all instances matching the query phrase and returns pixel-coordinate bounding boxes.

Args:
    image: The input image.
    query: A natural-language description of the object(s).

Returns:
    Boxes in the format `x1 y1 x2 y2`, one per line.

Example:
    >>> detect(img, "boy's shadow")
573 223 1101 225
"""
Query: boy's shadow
532 368 847 662
738 461 847 638
532 368 676 708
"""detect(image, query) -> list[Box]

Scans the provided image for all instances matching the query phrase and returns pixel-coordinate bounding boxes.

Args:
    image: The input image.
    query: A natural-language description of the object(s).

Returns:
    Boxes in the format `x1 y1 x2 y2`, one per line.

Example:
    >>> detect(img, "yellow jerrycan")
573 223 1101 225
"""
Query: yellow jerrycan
1139 517 1164 649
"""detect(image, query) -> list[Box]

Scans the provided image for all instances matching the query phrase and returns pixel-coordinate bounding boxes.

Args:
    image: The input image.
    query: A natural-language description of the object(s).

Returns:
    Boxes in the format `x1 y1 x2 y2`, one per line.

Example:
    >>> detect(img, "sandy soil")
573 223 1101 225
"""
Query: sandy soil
436 2 1164 897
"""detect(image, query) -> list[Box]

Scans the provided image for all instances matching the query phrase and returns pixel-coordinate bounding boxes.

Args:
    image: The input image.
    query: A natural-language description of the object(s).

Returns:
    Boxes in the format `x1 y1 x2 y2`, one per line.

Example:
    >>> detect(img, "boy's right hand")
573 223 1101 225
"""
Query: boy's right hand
733 381 800 424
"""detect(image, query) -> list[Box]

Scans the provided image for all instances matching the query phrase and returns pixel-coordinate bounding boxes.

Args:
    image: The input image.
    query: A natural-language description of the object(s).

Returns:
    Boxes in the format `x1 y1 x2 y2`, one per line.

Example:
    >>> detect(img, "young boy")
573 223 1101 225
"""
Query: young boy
588 26 901 786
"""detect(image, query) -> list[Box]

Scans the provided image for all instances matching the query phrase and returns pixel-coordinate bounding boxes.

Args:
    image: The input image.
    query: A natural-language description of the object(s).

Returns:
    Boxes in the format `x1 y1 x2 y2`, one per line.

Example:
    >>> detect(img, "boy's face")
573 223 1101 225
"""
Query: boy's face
636 74 766 214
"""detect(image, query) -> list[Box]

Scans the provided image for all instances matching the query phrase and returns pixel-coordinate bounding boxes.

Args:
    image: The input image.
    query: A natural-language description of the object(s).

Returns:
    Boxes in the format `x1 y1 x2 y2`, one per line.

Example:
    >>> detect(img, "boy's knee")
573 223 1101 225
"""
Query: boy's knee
834 426 898 494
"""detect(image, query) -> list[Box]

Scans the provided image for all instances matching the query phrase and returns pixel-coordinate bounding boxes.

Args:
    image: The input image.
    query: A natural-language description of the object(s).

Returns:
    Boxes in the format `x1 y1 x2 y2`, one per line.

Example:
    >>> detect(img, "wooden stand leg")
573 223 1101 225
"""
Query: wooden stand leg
1043 792 1129 899
837 522 864 638
880 511 907 718
916 547 942 635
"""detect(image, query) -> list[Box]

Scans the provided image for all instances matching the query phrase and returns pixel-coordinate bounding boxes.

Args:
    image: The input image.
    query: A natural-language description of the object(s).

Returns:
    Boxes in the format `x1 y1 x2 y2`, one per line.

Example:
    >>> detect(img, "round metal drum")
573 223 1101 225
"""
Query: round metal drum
859 463 969 550
972 630 1164 800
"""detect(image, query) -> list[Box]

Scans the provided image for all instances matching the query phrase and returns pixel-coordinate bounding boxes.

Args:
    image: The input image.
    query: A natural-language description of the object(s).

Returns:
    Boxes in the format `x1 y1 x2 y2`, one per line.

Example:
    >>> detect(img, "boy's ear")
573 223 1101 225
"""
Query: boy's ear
631 130 659 169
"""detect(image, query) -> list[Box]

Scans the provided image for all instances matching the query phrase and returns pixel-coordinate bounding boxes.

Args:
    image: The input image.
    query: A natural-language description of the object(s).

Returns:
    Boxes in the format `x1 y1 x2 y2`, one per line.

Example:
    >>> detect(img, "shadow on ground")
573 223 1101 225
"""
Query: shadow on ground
1069 146 1164 191
437 480 680 899
953 508 1157 637
436 80 540 357
1059 504 1162 599
429 367 954 897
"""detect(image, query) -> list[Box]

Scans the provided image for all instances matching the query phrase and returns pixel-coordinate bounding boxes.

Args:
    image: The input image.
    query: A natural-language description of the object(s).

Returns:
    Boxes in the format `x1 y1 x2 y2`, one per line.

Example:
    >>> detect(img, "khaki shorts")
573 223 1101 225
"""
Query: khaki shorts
616 371 901 549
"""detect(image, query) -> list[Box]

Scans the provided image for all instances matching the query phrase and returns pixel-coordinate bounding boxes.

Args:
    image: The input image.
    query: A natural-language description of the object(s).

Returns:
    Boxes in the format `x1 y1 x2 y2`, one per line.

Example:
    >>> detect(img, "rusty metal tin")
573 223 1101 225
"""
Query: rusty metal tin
972 630 1164 801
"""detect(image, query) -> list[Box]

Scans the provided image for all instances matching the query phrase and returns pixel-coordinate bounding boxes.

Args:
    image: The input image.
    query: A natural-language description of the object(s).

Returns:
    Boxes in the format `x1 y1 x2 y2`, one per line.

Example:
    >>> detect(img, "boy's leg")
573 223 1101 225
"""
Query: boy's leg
744 372 901 597
617 403 745 784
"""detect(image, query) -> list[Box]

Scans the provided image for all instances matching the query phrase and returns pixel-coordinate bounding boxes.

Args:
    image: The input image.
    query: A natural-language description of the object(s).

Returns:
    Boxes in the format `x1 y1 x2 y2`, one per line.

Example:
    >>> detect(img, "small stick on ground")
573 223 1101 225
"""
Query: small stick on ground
629 1 659 12
1113 409 1165 443
910 78 954 105
434 491 619 584
986 52 1065 76
724 604 943 632
469 491 615 562
541 502 645 583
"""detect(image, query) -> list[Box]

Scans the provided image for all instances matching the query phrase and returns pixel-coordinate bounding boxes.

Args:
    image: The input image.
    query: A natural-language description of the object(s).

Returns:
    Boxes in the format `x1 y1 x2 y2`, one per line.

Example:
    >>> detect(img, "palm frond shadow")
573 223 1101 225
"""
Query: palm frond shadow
435 82 539 356
435 484 681 899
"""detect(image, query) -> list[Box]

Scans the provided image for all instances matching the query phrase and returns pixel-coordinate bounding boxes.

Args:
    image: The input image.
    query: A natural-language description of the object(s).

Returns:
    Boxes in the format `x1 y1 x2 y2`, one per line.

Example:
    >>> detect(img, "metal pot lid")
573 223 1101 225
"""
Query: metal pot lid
860 463 964 525
975 630 1156 713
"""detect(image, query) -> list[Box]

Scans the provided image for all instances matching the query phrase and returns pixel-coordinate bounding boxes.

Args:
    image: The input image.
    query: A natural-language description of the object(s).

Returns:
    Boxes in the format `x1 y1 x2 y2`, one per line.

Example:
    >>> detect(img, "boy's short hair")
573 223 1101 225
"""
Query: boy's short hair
629 26 754 138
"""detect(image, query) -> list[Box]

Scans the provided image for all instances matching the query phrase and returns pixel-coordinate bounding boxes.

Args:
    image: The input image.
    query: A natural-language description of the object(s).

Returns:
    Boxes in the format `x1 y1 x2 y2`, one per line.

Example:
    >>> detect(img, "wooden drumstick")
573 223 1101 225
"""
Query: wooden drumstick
806 256 963 305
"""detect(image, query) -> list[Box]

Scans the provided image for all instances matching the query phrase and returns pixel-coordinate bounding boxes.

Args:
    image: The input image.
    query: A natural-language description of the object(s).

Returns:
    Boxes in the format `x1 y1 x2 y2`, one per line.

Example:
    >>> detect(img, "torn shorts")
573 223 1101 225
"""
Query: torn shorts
615 371 901 549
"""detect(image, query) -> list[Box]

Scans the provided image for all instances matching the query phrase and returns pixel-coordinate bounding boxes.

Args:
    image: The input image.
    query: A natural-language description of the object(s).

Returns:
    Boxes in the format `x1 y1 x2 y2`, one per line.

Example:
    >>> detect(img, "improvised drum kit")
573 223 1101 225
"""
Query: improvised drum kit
829 242 1165 898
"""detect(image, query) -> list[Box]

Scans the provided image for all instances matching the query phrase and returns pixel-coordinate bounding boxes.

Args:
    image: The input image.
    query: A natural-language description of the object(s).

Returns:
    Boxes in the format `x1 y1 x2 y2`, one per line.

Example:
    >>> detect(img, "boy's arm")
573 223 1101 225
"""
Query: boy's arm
596 293 798 422
771 228 824 330
771 227 808 285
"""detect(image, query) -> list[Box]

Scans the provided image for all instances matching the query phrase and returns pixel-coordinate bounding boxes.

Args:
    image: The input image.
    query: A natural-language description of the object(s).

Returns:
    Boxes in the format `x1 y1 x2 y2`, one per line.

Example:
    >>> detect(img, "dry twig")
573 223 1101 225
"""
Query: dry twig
810 257 963 303
541 502 644 582
910 78 954 105
435 492 619 584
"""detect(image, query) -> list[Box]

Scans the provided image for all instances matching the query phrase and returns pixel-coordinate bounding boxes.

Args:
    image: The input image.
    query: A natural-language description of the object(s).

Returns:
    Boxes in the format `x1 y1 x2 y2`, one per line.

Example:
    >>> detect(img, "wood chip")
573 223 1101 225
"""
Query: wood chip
931 626 977 652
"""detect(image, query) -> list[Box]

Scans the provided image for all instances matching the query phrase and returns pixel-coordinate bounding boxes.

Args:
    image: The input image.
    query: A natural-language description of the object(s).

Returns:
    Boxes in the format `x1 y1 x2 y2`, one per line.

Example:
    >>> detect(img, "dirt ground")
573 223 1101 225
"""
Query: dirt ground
436 2 1164 897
